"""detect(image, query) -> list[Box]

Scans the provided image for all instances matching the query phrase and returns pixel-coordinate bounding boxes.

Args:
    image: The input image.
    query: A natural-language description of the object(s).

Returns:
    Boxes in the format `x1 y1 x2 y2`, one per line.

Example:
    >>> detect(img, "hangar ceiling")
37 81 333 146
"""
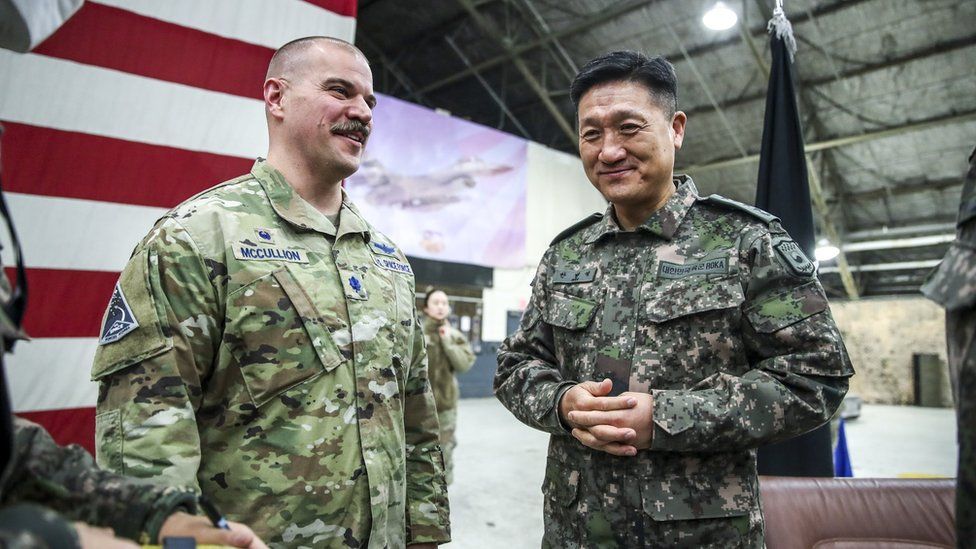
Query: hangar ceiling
355 0 976 298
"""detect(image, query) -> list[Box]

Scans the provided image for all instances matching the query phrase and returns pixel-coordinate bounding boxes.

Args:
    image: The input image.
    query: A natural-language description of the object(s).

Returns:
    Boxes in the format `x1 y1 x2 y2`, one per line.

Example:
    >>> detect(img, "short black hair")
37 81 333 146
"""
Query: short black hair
423 287 445 308
570 51 678 117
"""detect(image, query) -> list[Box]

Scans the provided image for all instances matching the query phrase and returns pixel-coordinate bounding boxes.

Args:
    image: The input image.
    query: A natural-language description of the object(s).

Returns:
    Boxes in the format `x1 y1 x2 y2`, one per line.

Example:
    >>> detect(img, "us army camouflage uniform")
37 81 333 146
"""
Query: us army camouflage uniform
91 159 450 548
496 176 853 548
0 418 198 547
921 146 976 549
422 316 475 483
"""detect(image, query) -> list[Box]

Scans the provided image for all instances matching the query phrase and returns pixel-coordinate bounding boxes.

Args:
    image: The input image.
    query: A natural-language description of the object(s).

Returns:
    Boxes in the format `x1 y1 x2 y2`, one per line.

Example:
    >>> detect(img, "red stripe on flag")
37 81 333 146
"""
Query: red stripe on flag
1 122 253 208
34 2 273 100
17 407 96 456
300 0 358 17
6 268 118 338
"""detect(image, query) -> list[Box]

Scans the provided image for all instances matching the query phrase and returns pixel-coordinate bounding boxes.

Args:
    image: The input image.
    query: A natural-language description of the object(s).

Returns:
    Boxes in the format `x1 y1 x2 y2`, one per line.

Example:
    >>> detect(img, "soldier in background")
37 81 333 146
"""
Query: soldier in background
422 289 476 484
921 146 976 548
495 51 853 547
91 37 449 547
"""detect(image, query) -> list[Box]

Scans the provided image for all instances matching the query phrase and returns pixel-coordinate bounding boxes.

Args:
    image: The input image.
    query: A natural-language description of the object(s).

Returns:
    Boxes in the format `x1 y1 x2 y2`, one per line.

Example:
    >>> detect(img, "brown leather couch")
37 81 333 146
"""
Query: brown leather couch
760 476 956 548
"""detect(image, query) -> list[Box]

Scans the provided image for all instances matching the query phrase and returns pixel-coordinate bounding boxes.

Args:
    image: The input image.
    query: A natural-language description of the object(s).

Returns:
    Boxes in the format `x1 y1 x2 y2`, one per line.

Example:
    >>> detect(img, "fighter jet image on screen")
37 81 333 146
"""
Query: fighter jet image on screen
348 155 513 211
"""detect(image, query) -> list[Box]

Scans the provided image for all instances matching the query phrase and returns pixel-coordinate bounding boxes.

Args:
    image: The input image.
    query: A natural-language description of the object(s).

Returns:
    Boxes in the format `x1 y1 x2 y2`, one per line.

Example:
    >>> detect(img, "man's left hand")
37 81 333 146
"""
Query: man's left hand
567 391 654 455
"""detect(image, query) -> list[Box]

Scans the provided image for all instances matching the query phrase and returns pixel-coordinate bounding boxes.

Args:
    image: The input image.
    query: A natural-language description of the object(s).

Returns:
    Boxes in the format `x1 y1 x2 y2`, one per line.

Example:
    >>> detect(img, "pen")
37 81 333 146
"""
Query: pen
198 495 231 530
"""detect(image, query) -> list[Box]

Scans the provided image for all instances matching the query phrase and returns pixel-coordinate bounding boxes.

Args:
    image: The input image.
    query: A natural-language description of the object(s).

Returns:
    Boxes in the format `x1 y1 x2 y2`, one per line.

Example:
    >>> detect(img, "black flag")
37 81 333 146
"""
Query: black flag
754 9 834 477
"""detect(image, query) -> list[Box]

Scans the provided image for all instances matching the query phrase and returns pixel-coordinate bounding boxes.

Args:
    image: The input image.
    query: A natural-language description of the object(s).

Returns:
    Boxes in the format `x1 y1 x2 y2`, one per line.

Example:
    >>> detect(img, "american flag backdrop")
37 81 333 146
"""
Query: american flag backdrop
0 0 358 454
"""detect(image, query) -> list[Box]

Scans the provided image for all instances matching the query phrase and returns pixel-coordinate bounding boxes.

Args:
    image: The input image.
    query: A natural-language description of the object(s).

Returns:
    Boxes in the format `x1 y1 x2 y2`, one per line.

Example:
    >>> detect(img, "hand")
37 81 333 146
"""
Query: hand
559 379 639 456
437 324 449 338
568 391 654 456
159 512 269 549
73 523 139 549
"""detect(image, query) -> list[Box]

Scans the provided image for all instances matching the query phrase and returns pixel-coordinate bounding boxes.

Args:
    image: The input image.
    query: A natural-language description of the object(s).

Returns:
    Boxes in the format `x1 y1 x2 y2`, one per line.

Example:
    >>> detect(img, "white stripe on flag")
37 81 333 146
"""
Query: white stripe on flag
1 193 166 272
91 0 356 48
0 50 267 158
7 337 100 411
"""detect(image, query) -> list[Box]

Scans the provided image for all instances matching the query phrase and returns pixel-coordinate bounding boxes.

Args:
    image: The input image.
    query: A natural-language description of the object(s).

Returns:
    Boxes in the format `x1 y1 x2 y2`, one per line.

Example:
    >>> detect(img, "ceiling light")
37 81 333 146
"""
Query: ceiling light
702 2 738 31
815 239 840 262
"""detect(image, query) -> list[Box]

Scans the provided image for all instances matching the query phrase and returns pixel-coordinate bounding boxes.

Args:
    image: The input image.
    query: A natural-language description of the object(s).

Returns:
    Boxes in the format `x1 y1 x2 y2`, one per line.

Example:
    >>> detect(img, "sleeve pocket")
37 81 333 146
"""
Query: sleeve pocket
743 280 828 333
91 250 173 381
94 409 123 473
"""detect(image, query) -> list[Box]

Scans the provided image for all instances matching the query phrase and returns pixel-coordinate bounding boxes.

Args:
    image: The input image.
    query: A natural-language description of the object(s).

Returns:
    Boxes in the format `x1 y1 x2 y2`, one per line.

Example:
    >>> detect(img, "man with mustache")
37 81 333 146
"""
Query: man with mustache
495 51 853 547
92 37 449 548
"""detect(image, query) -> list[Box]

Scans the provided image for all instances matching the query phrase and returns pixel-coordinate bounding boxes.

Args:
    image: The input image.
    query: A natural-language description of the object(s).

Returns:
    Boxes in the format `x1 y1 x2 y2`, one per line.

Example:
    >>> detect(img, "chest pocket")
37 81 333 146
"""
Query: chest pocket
644 274 744 323
545 289 599 331
224 266 343 408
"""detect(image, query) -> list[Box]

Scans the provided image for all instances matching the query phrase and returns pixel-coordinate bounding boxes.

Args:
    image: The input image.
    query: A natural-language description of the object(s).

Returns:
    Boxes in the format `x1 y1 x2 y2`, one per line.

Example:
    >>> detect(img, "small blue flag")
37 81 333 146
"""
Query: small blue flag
833 417 853 477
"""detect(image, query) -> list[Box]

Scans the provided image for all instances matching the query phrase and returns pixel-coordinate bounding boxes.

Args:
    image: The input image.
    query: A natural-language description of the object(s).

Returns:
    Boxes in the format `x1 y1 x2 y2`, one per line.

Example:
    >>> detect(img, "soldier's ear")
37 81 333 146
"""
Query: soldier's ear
264 78 287 119
671 111 687 150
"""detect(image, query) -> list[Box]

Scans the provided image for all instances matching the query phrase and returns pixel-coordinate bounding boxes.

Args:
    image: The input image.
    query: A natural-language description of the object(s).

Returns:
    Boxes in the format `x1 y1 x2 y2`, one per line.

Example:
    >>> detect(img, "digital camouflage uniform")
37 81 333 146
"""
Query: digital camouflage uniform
921 146 976 549
91 159 450 548
496 177 853 548
0 418 198 548
422 316 475 483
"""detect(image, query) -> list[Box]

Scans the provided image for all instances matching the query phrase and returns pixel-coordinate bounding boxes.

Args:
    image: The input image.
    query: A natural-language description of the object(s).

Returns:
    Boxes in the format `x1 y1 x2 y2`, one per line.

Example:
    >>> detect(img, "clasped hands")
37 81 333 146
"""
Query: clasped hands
559 379 654 456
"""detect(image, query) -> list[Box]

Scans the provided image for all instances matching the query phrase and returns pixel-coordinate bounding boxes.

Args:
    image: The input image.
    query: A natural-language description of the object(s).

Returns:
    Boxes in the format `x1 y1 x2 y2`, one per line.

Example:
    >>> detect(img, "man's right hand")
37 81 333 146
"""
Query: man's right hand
559 379 638 456
158 512 269 549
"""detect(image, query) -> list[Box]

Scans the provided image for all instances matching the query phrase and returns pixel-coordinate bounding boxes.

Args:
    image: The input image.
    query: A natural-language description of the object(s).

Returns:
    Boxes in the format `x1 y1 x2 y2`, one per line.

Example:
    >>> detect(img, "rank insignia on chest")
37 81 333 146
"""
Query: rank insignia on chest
347 275 368 299
773 238 815 277
553 268 597 284
371 241 399 257
254 228 275 244
99 282 139 345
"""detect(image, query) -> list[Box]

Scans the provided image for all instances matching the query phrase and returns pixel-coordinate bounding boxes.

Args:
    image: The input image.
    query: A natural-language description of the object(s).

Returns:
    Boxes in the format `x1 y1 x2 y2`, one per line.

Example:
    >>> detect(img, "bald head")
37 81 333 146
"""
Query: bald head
266 36 367 81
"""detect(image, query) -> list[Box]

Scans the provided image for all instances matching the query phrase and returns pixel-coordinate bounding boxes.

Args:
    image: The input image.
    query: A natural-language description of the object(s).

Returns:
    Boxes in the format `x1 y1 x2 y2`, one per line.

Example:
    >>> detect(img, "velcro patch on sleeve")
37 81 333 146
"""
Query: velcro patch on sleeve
773 238 815 277
99 282 140 345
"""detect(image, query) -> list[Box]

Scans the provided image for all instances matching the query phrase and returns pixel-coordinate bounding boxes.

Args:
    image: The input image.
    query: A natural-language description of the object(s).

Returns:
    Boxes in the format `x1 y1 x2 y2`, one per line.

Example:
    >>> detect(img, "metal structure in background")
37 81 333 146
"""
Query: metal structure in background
356 0 976 299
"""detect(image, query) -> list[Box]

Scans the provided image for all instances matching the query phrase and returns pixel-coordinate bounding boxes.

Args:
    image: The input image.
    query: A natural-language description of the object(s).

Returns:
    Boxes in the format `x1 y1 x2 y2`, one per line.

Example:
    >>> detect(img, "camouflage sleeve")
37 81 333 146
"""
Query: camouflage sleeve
2 419 198 544
403 308 451 545
91 217 220 489
650 228 854 452
494 251 577 436
441 329 475 375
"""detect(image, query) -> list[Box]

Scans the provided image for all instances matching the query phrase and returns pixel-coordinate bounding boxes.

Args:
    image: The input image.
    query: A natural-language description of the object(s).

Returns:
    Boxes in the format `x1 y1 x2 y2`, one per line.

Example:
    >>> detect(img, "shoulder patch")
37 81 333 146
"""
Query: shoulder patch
773 237 816 277
550 213 603 247
99 283 140 345
699 194 780 225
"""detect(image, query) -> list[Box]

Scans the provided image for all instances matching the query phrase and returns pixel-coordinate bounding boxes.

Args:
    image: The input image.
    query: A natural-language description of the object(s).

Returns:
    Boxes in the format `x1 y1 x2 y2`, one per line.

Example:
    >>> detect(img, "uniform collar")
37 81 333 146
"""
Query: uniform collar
251 159 371 241
584 175 699 244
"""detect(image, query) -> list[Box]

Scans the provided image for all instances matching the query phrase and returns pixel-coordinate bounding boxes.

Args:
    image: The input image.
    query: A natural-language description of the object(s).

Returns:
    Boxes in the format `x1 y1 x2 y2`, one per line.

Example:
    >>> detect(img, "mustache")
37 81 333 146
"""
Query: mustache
331 121 371 139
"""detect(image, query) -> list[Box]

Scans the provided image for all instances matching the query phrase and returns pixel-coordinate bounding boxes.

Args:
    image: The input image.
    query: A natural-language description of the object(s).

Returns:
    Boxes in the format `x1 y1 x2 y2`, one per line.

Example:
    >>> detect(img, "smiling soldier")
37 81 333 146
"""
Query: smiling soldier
91 37 449 548
495 51 853 547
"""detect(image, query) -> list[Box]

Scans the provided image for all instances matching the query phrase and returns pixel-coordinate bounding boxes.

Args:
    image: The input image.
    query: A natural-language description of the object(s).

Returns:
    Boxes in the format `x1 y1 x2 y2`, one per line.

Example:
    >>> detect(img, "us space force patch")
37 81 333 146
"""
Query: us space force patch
99 282 139 345
773 238 815 277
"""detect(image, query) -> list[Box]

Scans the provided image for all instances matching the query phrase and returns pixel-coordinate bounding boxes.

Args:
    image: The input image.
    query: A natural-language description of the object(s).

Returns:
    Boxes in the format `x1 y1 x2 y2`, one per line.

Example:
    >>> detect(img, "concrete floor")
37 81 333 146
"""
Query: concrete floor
442 399 957 548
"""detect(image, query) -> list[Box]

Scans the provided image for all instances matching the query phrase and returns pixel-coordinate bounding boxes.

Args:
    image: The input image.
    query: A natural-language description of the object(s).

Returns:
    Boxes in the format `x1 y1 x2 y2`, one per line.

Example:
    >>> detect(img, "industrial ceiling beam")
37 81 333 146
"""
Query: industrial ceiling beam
680 32 976 120
835 177 962 203
679 109 976 174
418 0 655 95
515 0 578 81
357 31 429 105
455 0 577 148
443 35 531 138
820 259 941 273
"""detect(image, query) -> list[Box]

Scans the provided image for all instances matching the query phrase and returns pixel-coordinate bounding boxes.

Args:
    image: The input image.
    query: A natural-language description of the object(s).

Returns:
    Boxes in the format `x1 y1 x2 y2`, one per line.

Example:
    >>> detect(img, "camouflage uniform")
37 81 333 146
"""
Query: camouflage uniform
0 418 199 548
91 159 450 548
422 316 475 483
921 147 976 548
496 177 853 547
